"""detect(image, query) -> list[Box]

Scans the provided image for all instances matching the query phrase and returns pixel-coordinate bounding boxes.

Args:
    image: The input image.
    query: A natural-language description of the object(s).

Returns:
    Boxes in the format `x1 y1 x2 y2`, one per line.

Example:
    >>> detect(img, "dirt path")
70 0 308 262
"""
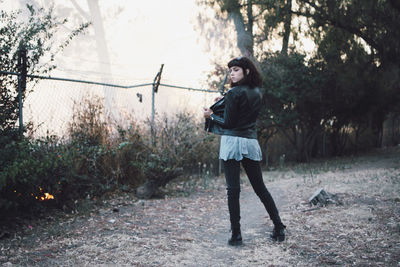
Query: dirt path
1 148 399 266
1 183 294 266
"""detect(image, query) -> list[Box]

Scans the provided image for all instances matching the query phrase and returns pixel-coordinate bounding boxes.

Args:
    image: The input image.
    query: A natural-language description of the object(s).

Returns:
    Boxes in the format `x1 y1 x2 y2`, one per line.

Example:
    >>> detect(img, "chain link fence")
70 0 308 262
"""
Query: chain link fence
2 71 219 137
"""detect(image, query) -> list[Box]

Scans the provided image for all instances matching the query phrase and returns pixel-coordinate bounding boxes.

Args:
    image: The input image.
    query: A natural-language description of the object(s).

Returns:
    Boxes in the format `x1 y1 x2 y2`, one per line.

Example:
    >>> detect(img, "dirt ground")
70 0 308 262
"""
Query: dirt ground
1 147 399 266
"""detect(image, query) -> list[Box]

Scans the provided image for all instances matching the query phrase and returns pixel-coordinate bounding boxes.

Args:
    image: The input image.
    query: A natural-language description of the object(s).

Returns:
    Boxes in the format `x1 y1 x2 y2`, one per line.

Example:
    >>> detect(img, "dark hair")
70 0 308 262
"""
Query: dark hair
227 56 262 88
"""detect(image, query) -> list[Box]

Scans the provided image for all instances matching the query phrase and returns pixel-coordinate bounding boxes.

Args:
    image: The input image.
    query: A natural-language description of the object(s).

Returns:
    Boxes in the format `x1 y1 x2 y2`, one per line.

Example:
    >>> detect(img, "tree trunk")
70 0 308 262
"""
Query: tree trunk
86 0 117 120
225 0 254 57
371 111 385 148
281 0 292 55
297 125 318 162
246 0 254 56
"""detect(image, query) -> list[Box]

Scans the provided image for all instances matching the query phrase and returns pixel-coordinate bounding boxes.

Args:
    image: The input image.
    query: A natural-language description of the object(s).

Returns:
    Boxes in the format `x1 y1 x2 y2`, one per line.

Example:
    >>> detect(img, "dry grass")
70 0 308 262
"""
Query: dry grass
266 147 400 266
0 147 399 266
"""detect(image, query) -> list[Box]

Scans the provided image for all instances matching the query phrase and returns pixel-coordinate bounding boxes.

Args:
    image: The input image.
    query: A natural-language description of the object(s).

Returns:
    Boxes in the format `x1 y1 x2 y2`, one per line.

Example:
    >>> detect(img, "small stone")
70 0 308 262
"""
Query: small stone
309 188 339 205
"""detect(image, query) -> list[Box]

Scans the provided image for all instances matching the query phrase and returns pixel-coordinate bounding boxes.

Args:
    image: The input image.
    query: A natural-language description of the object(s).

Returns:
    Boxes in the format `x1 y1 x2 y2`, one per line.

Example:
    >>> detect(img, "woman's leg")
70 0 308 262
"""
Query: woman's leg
241 157 285 229
223 159 241 230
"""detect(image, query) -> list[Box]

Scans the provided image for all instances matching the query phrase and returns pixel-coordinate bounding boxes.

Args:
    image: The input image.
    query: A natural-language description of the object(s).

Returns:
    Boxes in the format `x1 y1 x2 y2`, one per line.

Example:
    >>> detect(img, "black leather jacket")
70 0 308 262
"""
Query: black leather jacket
205 85 262 139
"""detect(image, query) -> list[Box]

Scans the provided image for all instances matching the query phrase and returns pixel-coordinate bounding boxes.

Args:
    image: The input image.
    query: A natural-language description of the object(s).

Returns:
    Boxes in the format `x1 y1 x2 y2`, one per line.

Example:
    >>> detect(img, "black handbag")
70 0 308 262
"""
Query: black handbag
205 97 225 134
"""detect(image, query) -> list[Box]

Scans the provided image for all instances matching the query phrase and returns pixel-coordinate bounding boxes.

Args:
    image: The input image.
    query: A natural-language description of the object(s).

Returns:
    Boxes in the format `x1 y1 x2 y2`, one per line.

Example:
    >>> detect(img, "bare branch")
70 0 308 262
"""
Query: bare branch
70 0 90 21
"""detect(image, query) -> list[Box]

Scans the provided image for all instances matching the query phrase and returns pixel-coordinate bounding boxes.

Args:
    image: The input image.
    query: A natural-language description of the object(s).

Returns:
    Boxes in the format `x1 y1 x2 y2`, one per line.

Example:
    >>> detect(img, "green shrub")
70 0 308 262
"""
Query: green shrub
113 125 147 187
0 135 69 212
144 111 219 177
0 97 220 214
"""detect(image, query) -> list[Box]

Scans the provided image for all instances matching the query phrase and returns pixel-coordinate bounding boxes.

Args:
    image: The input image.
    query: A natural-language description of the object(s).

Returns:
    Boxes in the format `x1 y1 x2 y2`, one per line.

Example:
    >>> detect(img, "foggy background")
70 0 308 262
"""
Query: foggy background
3 0 221 136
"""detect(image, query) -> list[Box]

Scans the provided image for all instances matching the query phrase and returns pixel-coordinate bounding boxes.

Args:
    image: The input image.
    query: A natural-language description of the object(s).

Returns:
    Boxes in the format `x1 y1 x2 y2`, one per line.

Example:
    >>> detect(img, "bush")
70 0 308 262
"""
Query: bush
0 96 116 213
0 135 69 212
108 110 220 184
148 111 219 178
0 134 119 214
0 96 220 213
117 111 219 198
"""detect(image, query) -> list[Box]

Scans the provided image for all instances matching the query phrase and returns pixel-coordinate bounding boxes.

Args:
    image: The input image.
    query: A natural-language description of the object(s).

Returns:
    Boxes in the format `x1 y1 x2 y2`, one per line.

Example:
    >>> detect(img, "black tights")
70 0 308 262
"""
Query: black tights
223 157 284 230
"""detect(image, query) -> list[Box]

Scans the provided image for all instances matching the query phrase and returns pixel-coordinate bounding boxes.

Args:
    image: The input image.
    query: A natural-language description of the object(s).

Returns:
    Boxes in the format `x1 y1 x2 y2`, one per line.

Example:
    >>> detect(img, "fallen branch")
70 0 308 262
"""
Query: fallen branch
301 207 321 212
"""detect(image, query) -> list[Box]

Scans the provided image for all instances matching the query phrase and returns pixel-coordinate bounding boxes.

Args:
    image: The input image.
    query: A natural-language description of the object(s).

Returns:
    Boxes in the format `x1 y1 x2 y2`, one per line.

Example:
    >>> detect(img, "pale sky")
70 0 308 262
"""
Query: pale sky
3 0 215 88
3 0 316 88
65 0 214 88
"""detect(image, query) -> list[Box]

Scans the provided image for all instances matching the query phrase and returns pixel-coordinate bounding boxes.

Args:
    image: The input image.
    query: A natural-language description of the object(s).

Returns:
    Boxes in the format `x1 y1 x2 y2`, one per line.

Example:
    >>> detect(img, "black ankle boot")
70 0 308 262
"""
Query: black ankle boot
228 228 243 246
270 225 286 242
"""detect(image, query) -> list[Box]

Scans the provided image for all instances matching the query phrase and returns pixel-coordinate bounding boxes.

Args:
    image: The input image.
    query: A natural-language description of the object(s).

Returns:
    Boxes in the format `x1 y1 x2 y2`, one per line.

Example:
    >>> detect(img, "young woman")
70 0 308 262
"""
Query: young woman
203 56 286 246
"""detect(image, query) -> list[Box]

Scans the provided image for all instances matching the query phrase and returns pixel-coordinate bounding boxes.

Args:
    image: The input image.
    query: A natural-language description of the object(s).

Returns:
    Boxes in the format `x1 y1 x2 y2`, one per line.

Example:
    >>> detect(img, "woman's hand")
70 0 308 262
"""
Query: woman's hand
214 96 223 102
203 107 213 118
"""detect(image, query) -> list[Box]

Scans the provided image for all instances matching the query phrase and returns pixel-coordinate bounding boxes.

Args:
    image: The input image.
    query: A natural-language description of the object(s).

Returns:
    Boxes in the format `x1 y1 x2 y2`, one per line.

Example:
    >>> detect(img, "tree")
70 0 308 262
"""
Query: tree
199 0 400 160
260 52 328 161
295 0 400 148
218 0 255 56
69 0 119 120
197 0 295 58
14 0 121 120
296 0 400 66
0 4 88 136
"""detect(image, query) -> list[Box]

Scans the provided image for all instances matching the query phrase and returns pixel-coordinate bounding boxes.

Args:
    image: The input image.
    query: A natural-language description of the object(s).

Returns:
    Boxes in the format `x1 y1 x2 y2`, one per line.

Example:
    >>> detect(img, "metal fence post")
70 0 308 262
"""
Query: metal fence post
151 64 164 145
17 43 27 134
151 81 155 144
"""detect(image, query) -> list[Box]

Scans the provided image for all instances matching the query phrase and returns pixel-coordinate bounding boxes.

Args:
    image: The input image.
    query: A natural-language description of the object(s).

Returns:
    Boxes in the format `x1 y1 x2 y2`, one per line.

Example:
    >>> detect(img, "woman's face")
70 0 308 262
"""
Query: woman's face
229 66 245 83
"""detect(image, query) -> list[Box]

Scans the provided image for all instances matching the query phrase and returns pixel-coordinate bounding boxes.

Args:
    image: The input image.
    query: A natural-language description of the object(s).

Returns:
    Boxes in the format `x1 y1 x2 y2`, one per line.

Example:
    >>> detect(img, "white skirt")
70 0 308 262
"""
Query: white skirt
219 135 262 161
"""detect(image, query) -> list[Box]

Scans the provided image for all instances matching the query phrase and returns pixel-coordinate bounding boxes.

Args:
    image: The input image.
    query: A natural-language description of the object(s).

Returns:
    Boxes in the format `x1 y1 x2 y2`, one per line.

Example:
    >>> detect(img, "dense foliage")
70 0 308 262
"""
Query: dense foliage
259 52 326 161
198 0 400 161
0 95 218 213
